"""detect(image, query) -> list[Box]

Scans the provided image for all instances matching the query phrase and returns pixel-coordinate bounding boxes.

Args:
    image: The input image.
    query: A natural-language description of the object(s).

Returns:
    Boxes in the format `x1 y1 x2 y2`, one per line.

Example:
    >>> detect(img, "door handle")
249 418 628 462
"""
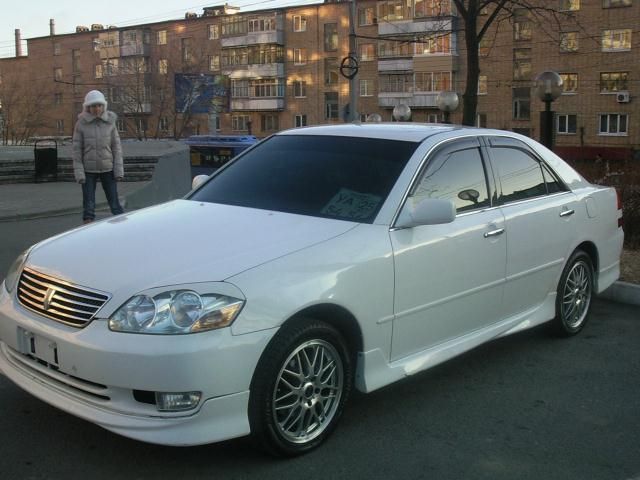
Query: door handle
560 209 575 217
484 228 505 238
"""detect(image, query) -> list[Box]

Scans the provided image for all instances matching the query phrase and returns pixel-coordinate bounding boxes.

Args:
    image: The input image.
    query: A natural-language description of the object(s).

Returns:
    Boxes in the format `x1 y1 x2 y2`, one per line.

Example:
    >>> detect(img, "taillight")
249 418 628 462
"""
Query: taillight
616 189 623 228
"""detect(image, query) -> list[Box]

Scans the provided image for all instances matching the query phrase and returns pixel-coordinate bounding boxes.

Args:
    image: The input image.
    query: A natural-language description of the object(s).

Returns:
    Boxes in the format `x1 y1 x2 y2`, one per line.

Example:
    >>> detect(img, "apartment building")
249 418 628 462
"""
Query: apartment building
0 0 637 159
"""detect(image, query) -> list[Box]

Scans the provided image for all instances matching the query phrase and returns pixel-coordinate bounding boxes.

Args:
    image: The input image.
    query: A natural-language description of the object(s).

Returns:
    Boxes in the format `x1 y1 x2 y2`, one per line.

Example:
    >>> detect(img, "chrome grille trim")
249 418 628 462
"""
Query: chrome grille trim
17 267 111 328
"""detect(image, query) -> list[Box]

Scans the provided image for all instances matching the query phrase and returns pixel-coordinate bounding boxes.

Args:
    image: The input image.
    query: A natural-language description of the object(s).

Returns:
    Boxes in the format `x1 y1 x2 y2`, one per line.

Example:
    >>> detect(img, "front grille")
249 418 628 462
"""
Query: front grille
17 267 110 327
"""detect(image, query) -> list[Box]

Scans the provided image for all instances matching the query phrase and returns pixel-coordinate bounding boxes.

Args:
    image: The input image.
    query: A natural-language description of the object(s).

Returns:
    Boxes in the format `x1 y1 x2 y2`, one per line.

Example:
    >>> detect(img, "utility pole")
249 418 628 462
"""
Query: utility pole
348 0 358 122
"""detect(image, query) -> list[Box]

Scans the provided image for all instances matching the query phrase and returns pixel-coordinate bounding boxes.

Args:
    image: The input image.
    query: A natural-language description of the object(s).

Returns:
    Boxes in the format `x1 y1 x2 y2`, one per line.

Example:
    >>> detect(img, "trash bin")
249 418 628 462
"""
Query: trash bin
34 139 58 183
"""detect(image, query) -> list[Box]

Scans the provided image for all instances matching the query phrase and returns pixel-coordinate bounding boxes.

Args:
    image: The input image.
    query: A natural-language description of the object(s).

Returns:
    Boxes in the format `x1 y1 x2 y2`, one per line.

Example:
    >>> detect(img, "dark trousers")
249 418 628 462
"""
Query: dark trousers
82 171 124 221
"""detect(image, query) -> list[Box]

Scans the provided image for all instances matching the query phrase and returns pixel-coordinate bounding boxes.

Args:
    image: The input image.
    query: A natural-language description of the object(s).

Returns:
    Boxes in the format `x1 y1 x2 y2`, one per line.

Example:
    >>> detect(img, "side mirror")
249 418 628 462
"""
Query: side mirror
395 197 456 228
191 174 209 190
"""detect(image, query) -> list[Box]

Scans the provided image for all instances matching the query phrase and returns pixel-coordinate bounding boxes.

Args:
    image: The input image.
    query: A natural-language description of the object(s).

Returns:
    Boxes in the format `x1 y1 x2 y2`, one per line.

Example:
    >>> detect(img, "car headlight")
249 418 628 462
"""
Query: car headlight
4 248 32 294
109 290 244 334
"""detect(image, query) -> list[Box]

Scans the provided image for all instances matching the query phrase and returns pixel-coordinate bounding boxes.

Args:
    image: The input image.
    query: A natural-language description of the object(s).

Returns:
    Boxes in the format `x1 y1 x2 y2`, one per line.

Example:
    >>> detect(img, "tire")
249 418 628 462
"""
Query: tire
249 318 353 456
550 250 594 337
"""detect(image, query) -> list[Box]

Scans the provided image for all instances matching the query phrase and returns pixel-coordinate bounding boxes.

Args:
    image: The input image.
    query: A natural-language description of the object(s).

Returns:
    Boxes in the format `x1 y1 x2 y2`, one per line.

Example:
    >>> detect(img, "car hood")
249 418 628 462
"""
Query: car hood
26 199 357 296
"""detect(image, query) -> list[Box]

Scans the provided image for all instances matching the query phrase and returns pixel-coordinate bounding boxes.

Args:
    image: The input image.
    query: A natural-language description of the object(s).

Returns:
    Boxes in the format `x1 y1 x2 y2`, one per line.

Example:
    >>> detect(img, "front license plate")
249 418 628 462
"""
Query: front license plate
18 328 59 366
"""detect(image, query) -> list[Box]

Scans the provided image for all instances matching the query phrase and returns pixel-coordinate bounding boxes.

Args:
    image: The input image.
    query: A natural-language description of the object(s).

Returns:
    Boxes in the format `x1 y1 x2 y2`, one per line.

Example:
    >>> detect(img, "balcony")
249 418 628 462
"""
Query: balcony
230 98 284 111
378 92 439 108
378 18 454 36
226 63 285 79
378 58 414 72
221 29 284 47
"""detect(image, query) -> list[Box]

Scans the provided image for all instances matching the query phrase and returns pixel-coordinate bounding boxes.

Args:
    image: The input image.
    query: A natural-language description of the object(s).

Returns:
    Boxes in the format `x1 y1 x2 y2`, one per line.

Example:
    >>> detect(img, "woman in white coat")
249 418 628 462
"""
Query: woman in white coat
72 90 124 223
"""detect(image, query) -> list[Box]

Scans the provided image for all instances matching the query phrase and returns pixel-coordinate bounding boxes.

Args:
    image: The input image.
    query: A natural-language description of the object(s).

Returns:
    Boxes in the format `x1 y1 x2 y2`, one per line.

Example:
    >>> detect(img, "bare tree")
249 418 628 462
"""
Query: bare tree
0 68 52 144
452 0 573 125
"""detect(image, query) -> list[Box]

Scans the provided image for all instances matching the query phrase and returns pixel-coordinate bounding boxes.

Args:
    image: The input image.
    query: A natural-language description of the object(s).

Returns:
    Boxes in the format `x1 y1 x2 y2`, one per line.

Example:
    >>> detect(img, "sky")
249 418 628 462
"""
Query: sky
0 0 318 58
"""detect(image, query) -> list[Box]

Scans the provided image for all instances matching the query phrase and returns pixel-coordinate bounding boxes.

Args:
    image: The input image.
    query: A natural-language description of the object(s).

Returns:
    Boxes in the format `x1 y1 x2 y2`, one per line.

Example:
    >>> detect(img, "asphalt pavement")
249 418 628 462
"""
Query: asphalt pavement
0 180 149 222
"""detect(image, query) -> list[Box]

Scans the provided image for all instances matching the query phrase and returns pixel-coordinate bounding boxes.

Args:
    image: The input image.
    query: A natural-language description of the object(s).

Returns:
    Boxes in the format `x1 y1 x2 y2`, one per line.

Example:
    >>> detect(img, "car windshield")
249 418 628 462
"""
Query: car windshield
189 134 418 223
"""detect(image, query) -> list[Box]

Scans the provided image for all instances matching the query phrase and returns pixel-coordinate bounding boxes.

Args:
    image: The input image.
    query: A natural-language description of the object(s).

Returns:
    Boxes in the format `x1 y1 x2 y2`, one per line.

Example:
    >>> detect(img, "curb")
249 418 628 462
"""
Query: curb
599 281 640 307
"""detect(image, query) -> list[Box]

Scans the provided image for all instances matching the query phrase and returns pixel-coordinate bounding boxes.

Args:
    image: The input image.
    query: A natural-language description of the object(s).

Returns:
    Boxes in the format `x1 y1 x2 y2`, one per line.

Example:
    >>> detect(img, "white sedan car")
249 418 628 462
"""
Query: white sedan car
0 124 623 456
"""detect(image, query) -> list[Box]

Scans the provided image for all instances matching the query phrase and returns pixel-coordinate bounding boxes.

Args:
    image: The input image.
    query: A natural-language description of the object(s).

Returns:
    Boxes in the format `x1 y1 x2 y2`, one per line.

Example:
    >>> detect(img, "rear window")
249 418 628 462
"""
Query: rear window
189 135 418 223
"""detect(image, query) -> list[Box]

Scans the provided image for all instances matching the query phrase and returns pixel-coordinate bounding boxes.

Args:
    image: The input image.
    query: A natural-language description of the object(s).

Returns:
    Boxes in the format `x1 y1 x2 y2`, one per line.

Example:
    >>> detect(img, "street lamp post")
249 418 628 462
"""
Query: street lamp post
436 90 459 124
534 71 563 150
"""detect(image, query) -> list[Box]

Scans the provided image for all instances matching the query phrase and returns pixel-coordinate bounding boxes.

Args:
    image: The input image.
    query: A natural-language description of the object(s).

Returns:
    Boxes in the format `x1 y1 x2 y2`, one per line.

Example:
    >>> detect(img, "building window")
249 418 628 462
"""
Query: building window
560 32 579 52
248 44 284 64
426 113 440 123
603 0 632 7
293 15 307 32
95 64 103 79
325 57 339 85
251 78 284 97
325 92 339 119
261 114 279 132
295 114 307 127
602 29 632 51
157 30 167 45
360 79 373 96
415 0 452 18
232 115 250 131
599 114 628 135
359 43 375 61
103 58 118 76
324 23 338 51
222 16 247 36
222 48 248 66
380 74 413 93
159 117 169 132
478 75 488 95
182 38 193 63
415 33 451 54
209 55 220 71
479 36 493 56
54 93 63 105
158 59 168 74
293 80 307 97
378 39 412 58
208 24 219 40
116 118 126 132
514 21 533 41
600 72 628 92
513 48 531 80
560 0 580 10
477 113 488 127
414 71 451 92
358 7 376 25
248 17 276 33
232 80 249 97
71 49 80 73
512 87 530 120
56 120 64 134
377 0 407 21
557 114 577 134
53 43 61 55
560 73 578 93
54 68 62 81
293 48 307 65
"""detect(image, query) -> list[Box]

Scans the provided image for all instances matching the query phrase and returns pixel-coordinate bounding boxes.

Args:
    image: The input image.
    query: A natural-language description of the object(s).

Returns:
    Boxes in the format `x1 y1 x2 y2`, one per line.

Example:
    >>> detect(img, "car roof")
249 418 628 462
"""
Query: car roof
276 123 465 142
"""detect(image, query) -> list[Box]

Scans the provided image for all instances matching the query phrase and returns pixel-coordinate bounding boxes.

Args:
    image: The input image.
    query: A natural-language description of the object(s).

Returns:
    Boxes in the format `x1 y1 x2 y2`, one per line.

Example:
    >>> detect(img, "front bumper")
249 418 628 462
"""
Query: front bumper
0 283 276 446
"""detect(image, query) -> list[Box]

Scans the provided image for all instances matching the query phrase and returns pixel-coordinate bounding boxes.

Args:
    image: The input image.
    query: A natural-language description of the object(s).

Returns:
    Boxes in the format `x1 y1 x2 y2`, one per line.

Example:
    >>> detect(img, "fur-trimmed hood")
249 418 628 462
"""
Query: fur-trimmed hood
77 110 117 125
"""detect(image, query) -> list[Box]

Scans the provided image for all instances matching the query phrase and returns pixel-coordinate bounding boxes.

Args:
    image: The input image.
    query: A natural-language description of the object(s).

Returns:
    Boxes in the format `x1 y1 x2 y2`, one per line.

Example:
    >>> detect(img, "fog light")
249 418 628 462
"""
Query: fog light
155 391 201 412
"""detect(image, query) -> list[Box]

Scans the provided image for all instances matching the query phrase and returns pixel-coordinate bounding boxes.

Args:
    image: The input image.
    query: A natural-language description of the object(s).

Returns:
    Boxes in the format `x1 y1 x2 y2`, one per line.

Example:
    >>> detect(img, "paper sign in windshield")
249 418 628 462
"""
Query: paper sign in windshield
321 189 381 220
